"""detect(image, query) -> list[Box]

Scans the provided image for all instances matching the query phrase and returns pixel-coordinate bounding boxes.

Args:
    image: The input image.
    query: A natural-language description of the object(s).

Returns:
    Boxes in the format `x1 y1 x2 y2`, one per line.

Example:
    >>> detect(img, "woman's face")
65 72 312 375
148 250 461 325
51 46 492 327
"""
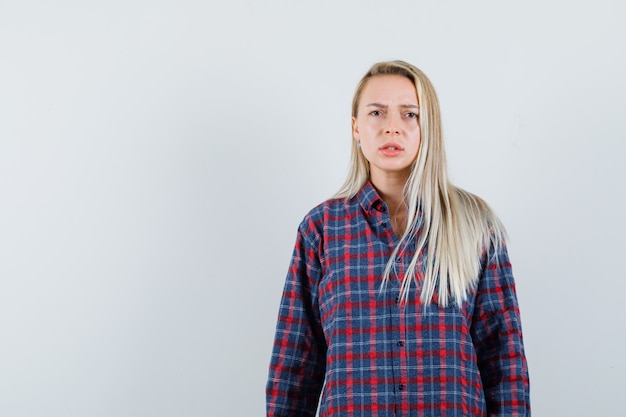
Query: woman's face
352 74 421 183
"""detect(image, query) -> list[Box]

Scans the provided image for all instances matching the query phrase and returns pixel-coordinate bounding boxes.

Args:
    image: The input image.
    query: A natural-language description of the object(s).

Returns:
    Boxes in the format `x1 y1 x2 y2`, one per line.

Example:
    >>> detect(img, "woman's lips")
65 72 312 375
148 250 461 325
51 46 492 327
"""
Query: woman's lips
379 143 403 156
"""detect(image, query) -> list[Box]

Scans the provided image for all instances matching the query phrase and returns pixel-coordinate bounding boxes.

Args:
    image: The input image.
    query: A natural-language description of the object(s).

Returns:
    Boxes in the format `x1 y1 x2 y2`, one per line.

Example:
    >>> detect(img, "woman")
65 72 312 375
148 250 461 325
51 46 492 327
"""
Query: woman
266 60 530 416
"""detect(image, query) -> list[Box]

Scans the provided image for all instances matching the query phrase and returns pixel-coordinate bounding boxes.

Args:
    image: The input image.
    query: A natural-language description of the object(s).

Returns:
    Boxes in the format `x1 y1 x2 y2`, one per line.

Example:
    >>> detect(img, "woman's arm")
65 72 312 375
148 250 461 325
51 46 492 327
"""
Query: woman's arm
266 221 327 417
471 242 531 416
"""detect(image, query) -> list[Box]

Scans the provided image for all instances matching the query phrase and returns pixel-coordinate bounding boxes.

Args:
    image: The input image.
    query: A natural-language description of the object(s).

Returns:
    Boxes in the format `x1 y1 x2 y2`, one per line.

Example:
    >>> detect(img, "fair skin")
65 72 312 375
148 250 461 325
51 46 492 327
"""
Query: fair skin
352 74 421 236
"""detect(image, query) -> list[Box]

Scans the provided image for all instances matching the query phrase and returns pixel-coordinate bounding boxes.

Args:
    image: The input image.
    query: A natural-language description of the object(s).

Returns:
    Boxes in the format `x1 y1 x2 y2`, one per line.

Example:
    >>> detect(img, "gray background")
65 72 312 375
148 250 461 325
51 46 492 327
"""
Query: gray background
1 0 625 416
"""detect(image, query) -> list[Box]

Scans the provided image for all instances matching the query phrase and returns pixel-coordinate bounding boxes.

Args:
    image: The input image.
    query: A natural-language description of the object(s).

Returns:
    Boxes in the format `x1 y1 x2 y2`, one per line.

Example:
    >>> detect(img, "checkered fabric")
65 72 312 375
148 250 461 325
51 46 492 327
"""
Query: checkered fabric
267 181 530 416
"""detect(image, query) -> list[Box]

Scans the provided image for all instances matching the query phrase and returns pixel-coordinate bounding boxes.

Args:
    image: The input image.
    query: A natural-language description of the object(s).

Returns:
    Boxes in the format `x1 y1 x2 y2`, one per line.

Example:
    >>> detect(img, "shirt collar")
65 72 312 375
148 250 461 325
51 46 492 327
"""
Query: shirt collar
356 180 386 214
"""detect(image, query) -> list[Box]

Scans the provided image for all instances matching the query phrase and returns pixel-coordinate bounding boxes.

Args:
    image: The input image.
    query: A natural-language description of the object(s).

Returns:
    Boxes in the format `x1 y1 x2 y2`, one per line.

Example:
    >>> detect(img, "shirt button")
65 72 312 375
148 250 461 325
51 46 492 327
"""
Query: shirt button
395 297 400 304
382 222 387 228
398 384 406 391
397 341 405 347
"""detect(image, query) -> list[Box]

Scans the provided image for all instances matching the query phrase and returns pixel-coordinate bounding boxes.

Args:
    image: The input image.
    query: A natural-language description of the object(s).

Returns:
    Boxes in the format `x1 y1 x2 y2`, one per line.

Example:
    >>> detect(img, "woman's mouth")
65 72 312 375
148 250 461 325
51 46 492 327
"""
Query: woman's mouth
379 143 403 156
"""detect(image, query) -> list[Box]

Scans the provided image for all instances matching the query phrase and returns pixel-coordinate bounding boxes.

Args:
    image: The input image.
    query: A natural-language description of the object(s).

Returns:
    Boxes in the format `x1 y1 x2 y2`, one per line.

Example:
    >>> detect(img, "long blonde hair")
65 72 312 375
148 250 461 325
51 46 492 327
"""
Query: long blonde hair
334 60 506 306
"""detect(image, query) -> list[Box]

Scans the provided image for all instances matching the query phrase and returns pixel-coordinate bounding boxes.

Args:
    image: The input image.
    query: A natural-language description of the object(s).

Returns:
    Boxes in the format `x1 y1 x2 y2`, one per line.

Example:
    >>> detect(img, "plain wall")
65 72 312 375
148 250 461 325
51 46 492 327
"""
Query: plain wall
1 1 625 415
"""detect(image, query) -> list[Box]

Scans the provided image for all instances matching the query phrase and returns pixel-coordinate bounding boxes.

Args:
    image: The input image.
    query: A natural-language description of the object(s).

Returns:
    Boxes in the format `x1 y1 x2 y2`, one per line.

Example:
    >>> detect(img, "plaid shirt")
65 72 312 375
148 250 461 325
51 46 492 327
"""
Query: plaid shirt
267 181 530 416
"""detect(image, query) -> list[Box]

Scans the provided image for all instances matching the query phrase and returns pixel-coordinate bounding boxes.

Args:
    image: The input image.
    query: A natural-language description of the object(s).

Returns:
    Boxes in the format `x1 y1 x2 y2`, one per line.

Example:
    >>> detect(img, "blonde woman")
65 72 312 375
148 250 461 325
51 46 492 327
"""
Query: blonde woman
267 60 530 416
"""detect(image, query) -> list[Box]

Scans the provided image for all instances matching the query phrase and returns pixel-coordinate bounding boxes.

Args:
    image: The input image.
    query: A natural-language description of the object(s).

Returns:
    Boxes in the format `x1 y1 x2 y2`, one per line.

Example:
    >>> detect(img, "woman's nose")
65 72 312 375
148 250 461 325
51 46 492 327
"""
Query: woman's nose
384 114 400 135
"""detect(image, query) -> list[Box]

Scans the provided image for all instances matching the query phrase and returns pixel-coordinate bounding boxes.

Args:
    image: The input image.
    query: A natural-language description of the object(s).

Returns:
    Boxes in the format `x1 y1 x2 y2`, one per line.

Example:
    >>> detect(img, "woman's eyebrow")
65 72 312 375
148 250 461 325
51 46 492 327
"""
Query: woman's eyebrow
366 103 419 108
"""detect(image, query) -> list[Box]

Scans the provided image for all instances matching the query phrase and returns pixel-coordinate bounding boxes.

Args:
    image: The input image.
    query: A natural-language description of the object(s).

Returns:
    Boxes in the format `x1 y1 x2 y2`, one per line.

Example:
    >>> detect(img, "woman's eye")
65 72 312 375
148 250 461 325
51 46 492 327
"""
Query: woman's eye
370 110 383 116
405 112 418 119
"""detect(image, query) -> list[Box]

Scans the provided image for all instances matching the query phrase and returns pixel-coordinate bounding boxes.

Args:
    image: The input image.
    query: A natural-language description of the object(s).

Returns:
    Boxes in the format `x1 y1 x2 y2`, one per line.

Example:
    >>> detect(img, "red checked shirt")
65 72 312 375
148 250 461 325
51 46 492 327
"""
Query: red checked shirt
266 181 530 416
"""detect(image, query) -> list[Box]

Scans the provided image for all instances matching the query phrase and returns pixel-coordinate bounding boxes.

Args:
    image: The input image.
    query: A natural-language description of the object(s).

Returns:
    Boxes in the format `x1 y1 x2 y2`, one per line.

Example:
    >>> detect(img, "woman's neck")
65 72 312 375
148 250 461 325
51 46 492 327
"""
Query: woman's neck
370 171 409 236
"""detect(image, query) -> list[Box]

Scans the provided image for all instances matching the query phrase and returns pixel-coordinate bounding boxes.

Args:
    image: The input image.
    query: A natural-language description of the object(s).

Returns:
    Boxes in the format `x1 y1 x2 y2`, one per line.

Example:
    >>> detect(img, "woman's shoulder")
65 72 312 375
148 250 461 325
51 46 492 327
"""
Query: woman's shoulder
291 196 354 247
302 195 356 224
452 186 498 220
296 181 376 238
451 185 507 246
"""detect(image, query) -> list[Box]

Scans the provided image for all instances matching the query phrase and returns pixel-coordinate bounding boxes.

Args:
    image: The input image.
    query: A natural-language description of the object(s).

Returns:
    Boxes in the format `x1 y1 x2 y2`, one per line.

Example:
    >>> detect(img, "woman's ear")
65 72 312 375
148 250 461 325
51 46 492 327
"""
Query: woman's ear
351 116 359 142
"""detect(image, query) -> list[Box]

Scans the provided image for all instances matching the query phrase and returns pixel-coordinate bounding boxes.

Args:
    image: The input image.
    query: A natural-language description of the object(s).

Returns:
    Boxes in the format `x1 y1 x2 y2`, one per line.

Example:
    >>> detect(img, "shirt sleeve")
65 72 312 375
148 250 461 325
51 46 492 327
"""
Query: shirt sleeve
471 241 531 417
266 219 327 417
